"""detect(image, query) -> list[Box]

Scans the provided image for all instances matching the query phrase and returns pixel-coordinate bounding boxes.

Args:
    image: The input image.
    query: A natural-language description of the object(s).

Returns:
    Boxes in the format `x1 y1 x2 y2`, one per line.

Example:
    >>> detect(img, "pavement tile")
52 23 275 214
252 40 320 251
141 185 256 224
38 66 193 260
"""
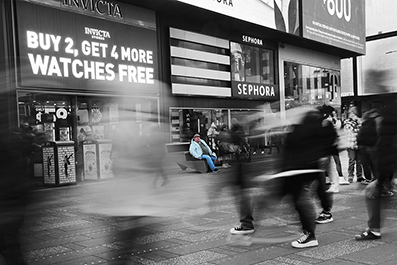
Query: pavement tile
341 242 397 264
25 245 110 265
296 239 383 260
211 246 296 265
254 256 313 265
165 237 230 255
132 250 227 265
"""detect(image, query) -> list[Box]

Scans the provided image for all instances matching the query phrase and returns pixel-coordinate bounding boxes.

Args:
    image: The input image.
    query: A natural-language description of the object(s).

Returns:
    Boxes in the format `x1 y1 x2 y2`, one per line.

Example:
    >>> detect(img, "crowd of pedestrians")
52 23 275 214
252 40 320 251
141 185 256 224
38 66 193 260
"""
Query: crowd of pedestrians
192 103 397 249
2 102 397 264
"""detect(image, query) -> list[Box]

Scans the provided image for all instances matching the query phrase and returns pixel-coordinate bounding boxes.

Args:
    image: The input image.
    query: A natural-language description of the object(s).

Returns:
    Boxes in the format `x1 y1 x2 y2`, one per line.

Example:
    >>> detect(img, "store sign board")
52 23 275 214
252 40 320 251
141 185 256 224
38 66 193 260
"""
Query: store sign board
16 1 158 94
231 82 279 100
302 0 365 54
177 0 300 35
20 0 156 29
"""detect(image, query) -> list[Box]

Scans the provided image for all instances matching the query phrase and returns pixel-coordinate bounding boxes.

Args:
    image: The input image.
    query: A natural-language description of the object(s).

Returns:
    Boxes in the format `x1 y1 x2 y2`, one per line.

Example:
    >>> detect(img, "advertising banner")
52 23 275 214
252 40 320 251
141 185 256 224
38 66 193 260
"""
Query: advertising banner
16 1 158 94
177 0 299 35
302 0 365 54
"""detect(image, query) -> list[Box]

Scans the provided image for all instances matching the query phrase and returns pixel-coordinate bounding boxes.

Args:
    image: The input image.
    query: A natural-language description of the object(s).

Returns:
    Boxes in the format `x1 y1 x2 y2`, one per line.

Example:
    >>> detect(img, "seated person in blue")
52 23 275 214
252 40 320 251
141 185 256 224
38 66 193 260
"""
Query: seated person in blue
189 133 220 173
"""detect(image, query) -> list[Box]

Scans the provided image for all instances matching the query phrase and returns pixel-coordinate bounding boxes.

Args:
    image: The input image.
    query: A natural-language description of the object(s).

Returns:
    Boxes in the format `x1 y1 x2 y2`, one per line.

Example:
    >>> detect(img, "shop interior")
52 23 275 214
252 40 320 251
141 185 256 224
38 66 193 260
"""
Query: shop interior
17 91 159 180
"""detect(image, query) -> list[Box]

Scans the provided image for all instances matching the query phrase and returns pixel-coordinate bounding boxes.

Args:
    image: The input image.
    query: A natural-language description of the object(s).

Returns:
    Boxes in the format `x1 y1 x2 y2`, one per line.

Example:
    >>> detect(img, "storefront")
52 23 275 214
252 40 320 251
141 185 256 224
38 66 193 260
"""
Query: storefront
7 0 161 182
166 27 280 143
1 0 366 182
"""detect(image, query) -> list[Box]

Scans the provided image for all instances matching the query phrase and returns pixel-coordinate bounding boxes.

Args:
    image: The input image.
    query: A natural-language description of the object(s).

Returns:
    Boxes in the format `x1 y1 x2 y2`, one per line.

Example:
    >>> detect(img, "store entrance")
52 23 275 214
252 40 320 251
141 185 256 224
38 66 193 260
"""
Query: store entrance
17 91 159 181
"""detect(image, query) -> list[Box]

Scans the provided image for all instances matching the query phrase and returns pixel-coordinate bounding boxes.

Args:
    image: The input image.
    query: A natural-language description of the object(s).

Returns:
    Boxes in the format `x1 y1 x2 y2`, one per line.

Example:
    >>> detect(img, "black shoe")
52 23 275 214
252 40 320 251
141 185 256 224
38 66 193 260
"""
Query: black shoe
291 231 318 248
315 211 333 224
355 229 381 240
213 168 220 173
381 190 393 197
357 178 365 182
361 179 372 185
230 225 255 235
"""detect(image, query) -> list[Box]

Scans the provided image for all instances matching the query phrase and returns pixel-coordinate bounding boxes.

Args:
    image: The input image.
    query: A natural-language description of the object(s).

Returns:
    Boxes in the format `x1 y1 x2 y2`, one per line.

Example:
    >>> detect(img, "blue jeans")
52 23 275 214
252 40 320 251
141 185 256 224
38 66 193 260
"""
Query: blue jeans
201 155 217 171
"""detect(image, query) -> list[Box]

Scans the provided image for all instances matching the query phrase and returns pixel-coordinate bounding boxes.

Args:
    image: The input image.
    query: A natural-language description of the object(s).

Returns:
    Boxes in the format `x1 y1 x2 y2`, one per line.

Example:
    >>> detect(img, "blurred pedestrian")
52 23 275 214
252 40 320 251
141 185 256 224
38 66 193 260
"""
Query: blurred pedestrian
142 120 170 188
355 103 397 240
357 107 382 185
217 124 233 168
342 107 363 183
321 106 345 193
229 118 255 235
278 108 336 248
0 122 46 265
189 133 220 173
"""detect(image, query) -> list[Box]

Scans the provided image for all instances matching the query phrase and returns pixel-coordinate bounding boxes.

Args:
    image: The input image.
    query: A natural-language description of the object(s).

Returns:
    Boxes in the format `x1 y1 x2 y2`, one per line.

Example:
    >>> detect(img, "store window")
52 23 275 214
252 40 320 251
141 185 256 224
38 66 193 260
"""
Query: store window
17 92 159 143
284 61 341 111
18 92 73 141
231 42 275 84
169 106 277 144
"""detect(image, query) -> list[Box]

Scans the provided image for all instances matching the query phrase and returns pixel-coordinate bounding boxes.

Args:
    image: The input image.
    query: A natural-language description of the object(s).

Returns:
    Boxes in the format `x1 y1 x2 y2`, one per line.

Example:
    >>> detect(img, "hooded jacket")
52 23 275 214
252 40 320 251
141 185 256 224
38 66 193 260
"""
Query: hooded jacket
189 138 216 159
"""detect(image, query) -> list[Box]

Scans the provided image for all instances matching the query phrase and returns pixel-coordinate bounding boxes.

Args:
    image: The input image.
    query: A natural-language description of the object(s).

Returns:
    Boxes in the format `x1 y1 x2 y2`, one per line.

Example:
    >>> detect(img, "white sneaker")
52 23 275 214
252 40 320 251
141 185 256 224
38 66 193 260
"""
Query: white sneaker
326 185 339 193
339 177 350 185
291 231 318 248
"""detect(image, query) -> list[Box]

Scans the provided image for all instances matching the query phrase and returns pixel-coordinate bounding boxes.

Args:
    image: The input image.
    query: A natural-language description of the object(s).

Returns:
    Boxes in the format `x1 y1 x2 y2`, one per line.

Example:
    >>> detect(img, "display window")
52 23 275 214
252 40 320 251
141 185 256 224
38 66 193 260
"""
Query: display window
18 92 73 142
18 92 159 142
284 61 341 112
169 106 278 144
17 91 159 181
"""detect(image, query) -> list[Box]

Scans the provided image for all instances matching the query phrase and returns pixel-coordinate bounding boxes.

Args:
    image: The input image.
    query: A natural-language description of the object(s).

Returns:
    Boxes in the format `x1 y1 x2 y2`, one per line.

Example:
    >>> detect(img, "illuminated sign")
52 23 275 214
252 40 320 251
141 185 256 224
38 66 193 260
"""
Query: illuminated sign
302 0 365 54
61 0 123 19
232 82 279 100
16 1 158 93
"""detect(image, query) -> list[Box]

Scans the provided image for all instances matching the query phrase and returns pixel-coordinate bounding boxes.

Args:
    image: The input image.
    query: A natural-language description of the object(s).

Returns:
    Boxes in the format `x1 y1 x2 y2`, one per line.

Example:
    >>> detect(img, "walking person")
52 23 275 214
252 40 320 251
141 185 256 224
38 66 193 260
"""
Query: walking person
355 103 397 240
322 106 346 193
357 107 382 185
342 107 363 183
229 118 255 235
0 122 47 265
277 108 337 248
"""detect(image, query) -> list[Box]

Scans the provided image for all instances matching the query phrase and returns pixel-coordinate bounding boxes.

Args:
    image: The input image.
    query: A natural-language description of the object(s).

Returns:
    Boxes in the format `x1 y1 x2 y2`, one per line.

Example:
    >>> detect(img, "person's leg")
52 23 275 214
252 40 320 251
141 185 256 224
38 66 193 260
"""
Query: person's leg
288 174 319 248
347 148 355 182
230 162 254 234
356 150 363 181
360 147 373 181
316 171 333 212
201 155 217 171
333 154 343 177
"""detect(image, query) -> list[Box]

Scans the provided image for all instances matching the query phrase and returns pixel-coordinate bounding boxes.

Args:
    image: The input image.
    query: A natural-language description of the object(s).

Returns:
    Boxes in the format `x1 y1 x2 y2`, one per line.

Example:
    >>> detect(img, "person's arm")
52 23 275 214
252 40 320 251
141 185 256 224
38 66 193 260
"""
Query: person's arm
189 142 201 159
203 140 216 157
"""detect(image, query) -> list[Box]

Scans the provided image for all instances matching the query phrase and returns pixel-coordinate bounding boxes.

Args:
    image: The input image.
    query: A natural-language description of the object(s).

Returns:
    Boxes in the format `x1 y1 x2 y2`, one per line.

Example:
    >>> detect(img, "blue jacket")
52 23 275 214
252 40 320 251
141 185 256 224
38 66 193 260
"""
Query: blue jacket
189 138 216 159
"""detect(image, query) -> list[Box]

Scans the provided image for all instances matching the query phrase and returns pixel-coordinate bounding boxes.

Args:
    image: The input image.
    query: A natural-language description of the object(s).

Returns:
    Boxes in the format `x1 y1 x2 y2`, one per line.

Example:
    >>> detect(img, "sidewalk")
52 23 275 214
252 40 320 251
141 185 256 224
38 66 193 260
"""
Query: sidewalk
18 152 397 265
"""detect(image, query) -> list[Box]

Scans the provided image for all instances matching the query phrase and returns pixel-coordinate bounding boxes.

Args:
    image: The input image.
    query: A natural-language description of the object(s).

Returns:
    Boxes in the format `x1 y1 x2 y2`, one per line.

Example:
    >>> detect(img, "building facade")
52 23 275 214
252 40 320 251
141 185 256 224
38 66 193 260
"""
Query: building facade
0 0 365 181
341 0 397 115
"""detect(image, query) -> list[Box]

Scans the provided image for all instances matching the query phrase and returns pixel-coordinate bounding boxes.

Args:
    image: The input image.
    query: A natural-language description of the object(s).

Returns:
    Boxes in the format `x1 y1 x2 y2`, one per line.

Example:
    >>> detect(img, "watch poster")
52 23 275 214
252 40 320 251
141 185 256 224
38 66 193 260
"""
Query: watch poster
98 143 113 179
83 143 98 180
57 145 76 184
43 146 56 184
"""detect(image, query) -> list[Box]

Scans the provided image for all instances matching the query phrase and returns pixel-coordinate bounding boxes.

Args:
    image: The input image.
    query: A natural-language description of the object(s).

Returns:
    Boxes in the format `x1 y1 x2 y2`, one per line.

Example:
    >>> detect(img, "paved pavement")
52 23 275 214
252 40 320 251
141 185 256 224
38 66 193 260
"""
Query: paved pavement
17 150 397 265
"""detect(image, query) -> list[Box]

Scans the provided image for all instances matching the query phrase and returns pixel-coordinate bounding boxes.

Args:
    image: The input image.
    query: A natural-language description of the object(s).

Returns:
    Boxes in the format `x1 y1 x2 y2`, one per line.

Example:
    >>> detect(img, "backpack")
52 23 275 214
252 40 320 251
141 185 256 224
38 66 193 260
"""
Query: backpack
357 117 378 146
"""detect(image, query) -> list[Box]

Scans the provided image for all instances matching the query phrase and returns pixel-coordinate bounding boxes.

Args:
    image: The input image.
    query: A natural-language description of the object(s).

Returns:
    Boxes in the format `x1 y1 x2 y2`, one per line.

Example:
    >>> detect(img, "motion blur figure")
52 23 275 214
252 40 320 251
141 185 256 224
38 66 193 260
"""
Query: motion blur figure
0 123 46 265
229 118 256 235
279 108 336 248
355 103 397 241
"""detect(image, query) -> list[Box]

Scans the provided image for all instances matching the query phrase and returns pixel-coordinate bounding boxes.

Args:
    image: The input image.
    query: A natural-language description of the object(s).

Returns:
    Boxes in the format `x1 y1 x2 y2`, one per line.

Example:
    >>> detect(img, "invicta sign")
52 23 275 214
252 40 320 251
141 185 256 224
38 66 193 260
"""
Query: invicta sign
62 0 123 19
